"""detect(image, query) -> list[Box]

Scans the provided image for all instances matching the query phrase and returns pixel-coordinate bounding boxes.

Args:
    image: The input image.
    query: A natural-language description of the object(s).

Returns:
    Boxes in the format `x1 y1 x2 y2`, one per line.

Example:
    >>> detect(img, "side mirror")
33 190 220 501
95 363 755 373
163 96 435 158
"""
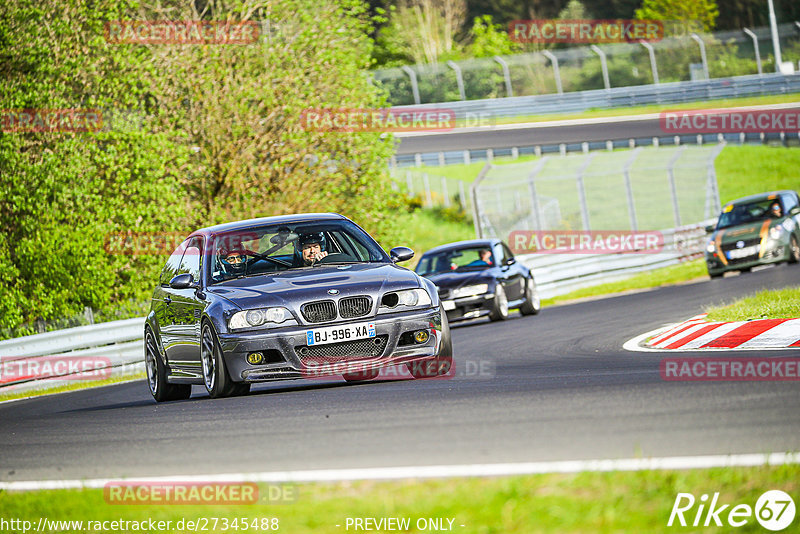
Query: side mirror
390 246 414 263
704 224 716 234
169 273 197 290
505 257 516 266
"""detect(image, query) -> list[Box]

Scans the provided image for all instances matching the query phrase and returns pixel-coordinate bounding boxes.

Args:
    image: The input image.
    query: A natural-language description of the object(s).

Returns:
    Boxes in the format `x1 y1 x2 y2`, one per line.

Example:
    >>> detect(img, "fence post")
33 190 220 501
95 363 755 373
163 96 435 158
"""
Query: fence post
590 45 610 90
639 41 660 84
459 180 468 212
705 143 725 218
447 60 467 101
742 28 763 75
423 173 433 206
493 56 513 97
526 157 550 230
666 145 687 227
576 153 597 230
690 33 709 81
623 148 642 231
541 50 563 94
441 177 450 207
471 163 493 238
401 65 421 105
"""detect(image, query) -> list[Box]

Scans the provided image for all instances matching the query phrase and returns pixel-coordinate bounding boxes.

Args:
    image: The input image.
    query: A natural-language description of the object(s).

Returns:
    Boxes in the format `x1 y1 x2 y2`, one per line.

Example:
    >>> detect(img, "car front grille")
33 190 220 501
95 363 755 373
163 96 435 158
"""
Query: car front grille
296 335 389 364
301 300 337 323
721 238 762 265
338 296 372 319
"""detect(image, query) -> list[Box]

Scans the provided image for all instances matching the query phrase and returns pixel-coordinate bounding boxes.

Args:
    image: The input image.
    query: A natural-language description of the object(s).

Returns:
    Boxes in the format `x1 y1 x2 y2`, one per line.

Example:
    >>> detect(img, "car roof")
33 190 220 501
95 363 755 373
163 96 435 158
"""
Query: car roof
420 239 500 256
726 190 796 207
188 213 348 237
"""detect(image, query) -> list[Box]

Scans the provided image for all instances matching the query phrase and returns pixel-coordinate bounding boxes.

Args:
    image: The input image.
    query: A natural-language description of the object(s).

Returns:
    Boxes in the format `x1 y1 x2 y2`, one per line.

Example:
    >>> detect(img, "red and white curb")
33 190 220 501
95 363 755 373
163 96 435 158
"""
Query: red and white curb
624 314 800 352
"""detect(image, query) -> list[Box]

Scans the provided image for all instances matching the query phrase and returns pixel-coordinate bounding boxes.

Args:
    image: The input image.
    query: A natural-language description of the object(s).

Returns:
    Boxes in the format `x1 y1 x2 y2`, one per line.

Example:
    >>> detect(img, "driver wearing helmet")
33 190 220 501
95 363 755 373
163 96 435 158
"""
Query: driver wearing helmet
218 246 249 278
770 201 783 218
297 232 328 266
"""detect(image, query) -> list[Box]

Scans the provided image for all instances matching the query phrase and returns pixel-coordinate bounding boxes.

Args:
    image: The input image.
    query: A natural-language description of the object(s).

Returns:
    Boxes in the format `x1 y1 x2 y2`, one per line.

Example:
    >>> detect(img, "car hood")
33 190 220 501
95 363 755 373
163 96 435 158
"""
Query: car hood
206 263 421 310
422 269 496 290
713 219 773 245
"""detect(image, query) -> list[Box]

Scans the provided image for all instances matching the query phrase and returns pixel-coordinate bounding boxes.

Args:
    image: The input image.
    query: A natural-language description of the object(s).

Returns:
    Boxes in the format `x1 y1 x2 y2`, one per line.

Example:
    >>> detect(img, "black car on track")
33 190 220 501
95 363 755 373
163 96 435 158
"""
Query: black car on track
415 239 541 323
144 213 452 401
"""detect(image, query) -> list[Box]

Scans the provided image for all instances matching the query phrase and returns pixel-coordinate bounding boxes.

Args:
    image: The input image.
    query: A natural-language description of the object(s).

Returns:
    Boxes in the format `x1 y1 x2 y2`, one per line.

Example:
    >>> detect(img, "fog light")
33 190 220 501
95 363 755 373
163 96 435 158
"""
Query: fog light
414 330 429 343
247 352 264 365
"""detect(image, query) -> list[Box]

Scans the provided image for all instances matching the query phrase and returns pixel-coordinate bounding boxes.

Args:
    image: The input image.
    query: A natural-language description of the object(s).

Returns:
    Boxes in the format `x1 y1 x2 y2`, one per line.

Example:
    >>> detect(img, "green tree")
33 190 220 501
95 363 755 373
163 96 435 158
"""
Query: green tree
635 0 719 32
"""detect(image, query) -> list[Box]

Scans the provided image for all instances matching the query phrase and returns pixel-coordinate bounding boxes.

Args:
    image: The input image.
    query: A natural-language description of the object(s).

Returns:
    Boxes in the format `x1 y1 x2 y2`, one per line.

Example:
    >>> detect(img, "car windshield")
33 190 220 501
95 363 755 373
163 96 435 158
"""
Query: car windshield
415 246 495 276
208 219 389 284
716 199 783 230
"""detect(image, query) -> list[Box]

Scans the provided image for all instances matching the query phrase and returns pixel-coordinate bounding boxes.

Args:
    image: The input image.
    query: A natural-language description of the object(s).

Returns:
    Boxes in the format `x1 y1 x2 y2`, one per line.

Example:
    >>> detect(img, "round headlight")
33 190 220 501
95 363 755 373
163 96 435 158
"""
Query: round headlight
246 309 265 326
266 308 287 323
706 242 715 253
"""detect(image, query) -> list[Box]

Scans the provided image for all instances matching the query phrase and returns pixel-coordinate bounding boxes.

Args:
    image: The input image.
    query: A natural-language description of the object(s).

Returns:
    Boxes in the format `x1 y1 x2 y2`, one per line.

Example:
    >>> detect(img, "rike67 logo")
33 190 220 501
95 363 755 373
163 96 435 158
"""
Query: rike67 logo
669 490 795 531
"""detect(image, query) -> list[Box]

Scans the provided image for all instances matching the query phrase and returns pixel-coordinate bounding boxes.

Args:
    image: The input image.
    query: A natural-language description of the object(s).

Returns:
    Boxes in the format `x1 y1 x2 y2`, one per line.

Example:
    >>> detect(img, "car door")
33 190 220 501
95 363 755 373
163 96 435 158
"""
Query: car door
169 237 205 371
156 242 187 365
499 243 525 300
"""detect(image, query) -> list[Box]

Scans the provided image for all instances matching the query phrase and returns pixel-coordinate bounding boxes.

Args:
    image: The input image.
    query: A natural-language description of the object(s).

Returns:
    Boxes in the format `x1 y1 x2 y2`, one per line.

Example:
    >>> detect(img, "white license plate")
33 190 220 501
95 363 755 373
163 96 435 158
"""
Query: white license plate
726 245 759 260
442 300 455 311
306 322 375 346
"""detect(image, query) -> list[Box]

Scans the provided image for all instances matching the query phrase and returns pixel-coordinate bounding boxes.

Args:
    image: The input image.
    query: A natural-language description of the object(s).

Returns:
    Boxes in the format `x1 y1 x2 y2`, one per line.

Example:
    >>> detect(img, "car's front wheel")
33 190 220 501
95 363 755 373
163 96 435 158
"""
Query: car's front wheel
789 235 800 264
519 277 541 316
488 284 509 321
201 323 250 399
145 327 191 402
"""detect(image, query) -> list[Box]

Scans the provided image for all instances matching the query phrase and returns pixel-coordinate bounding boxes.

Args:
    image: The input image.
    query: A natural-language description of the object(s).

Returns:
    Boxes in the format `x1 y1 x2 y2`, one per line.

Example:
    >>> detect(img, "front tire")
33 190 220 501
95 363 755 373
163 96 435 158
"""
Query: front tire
488 284 509 321
789 235 800 264
519 277 541 316
201 322 249 398
145 328 191 402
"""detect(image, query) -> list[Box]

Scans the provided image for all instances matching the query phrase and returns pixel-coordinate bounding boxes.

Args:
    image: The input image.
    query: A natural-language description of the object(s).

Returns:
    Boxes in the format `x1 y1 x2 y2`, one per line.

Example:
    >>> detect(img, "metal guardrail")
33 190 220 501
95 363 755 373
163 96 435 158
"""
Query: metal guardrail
390 73 800 120
520 222 711 299
0 318 145 394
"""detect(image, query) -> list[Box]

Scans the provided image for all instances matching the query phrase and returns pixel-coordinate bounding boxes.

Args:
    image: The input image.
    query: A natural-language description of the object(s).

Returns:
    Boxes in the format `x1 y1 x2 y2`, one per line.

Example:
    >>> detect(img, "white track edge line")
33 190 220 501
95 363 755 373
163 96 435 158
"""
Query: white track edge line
2 453 798 491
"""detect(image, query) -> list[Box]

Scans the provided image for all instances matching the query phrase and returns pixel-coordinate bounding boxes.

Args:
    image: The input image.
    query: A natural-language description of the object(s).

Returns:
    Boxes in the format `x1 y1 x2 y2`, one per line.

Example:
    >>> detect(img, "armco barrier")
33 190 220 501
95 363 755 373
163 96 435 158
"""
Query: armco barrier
390 73 800 120
0 318 145 395
518 221 711 299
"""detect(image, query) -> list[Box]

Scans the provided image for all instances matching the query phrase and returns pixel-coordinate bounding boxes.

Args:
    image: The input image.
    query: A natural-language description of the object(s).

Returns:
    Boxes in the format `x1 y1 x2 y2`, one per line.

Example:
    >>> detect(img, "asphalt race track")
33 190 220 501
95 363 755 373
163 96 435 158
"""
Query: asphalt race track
1 264 799 482
394 105 800 154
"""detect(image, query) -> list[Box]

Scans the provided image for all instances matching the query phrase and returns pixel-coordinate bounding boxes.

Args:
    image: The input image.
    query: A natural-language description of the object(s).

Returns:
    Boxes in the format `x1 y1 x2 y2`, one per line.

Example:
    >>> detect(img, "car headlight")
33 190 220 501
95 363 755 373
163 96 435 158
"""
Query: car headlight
229 307 293 330
451 284 489 299
706 241 716 254
769 226 785 240
380 288 432 309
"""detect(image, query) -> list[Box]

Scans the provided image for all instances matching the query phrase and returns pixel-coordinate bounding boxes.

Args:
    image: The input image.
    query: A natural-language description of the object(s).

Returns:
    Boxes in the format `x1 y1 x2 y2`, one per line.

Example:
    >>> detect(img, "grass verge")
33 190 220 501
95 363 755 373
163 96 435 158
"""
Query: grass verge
0 373 145 404
704 286 800 321
1 464 797 533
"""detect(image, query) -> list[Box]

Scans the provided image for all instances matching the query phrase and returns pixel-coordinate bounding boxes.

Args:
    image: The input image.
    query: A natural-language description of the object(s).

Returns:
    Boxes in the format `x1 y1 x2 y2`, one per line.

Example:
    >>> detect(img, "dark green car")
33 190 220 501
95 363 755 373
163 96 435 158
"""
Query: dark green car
705 190 800 278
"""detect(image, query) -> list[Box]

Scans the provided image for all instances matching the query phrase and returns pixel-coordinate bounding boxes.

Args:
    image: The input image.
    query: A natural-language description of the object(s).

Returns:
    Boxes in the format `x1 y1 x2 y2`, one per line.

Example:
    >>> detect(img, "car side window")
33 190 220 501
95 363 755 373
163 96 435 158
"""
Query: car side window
178 237 203 283
160 240 189 286
781 193 798 214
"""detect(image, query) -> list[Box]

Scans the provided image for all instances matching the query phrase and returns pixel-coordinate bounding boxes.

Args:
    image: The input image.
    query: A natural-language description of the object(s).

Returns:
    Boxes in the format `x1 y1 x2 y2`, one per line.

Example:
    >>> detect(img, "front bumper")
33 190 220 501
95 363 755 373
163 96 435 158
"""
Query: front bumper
441 293 494 322
217 307 443 382
705 240 790 275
